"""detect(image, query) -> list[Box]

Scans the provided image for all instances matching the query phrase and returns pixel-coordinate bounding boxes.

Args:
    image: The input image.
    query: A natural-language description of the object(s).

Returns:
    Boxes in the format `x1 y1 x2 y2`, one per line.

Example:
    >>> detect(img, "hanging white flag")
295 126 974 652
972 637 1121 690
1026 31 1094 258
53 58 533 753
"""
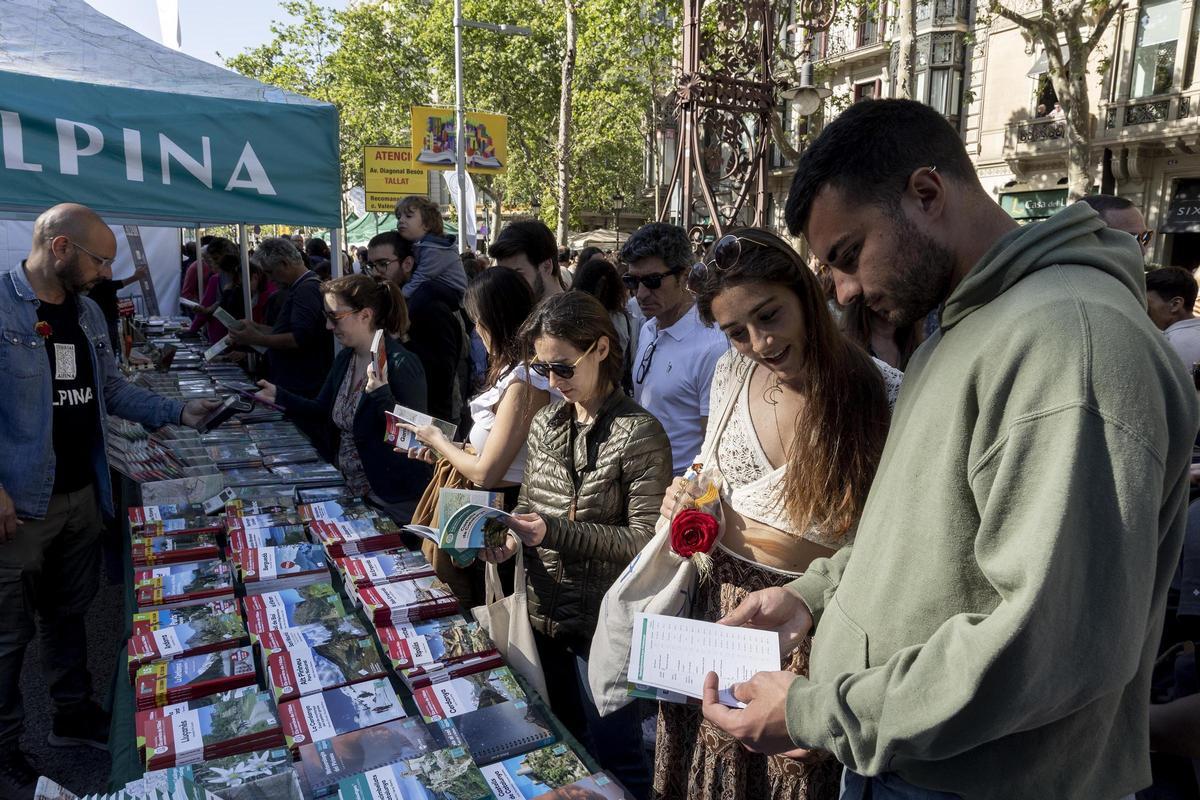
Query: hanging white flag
441 170 478 251
156 0 181 49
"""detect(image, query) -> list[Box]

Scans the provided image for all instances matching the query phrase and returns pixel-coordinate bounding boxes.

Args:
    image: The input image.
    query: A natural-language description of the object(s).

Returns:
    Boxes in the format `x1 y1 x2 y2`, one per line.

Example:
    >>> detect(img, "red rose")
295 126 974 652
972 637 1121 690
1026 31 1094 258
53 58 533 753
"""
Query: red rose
34 321 52 338
669 509 720 558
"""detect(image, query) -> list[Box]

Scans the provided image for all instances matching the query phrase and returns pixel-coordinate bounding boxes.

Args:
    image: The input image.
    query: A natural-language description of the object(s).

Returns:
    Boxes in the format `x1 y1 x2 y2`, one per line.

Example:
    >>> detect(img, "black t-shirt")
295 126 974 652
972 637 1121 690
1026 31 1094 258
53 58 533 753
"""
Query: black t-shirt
38 295 99 493
86 279 121 323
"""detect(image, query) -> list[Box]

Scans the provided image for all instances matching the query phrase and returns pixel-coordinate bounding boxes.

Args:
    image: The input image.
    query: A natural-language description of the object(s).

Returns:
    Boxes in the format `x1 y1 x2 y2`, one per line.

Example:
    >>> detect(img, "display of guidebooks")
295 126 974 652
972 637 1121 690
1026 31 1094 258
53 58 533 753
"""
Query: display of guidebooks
127 611 248 678
143 685 284 769
134 686 264 754
479 744 590 800
128 504 209 530
132 600 241 636
335 745 491 800
334 549 436 590
134 646 257 711
354 577 459 624
298 499 380 523
141 748 302 800
434 700 556 766
135 560 235 610
129 514 223 538
529 772 635 800
252 616 372 657
413 667 526 723
296 718 449 799
403 492 510 568
237 544 329 592
278 678 407 750
131 532 221 567
226 512 303 532
242 584 348 637
375 618 501 689
310 519 405 558
383 405 457 452
265 635 388 703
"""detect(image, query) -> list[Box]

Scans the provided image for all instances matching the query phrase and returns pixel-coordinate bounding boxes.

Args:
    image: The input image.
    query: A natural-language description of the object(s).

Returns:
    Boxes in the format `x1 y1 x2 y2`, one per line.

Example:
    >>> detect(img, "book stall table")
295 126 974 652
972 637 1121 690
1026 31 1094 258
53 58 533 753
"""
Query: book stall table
96 323 616 800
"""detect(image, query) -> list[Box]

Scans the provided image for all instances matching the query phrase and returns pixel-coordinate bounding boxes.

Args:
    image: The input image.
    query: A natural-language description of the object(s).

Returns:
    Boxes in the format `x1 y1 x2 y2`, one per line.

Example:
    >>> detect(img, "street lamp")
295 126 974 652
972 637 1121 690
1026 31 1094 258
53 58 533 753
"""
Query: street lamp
612 191 625 253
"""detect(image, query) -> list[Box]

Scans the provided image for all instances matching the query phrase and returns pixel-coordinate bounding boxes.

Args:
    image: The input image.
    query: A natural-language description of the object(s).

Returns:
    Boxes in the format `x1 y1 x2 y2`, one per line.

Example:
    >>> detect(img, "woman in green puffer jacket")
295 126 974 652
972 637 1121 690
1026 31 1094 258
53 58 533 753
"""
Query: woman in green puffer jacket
484 291 671 800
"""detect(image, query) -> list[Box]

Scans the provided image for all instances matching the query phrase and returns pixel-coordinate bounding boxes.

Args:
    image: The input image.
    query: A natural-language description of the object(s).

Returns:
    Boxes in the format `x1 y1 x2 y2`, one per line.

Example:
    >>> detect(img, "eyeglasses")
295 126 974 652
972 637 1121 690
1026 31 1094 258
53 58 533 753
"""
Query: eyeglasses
324 307 358 324
367 257 398 272
1137 230 1154 246
685 234 744 294
530 339 598 380
635 333 660 385
68 239 116 269
622 268 683 291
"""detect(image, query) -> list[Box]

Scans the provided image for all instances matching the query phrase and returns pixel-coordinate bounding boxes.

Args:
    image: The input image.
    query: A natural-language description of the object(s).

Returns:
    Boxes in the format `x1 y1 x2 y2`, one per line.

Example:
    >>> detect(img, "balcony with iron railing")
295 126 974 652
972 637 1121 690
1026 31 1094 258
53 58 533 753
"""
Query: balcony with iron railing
1095 91 1200 143
1003 115 1092 163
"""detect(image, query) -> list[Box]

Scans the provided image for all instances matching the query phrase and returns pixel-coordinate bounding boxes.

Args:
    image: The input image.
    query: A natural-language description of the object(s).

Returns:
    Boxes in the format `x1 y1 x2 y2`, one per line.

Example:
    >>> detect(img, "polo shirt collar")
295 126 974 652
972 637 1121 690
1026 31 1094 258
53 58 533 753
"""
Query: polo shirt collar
655 303 701 342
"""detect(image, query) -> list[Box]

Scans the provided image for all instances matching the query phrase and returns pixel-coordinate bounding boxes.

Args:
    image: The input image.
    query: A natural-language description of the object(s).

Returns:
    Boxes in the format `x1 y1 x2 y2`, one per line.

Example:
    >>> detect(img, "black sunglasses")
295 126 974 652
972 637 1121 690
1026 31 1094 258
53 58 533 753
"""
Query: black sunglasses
529 340 598 380
686 234 743 294
622 268 683 291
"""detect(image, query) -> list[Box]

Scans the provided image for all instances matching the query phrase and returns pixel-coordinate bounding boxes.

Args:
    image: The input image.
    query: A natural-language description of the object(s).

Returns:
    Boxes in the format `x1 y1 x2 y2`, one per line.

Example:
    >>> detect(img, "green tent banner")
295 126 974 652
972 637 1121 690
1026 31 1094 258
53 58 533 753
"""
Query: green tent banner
0 71 340 227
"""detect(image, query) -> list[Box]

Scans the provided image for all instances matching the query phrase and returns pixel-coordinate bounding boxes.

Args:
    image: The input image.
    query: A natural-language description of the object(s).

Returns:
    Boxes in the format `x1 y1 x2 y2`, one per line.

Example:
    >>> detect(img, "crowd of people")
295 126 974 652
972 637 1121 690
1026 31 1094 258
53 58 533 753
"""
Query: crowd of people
0 99 1198 800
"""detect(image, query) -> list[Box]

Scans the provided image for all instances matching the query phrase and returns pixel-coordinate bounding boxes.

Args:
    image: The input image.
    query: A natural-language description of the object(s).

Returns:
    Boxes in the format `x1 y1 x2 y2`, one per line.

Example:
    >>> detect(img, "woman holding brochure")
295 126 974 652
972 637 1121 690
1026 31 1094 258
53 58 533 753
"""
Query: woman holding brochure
483 291 671 800
255 274 432 521
650 230 900 800
398 268 556 510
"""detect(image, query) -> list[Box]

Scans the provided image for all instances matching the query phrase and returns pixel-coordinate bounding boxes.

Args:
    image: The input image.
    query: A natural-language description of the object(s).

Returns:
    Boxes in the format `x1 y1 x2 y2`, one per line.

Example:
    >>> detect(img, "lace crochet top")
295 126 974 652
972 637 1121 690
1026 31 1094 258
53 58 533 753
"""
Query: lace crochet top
701 350 903 549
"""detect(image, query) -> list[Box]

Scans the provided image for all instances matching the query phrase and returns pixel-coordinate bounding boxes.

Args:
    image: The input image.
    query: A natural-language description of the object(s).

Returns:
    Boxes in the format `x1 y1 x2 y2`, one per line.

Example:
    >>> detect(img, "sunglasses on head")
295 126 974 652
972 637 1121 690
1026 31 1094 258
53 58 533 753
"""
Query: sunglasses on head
1136 230 1154 246
686 234 745 294
622 268 683 291
530 339 598 380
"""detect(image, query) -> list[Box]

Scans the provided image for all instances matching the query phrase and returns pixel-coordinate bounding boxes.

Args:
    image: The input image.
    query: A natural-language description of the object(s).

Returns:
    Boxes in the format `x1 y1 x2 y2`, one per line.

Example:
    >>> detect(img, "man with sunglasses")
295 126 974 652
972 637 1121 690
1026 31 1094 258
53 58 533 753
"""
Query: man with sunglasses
0 204 223 796
621 222 729 476
702 100 1198 800
1078 194 1153 256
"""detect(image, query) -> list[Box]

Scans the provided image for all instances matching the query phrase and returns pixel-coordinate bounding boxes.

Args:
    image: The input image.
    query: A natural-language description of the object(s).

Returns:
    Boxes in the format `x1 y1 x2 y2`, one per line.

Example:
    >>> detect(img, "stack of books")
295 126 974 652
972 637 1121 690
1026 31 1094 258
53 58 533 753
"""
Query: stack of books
133 646 257 711
134 560 235 610
131 599 241 637
479 743 591 800
333 549 435 590
242 584 350 638
131 532 220 567
298 499 381 524
309 519 406 558
252 616 372 656
295 718 449 799
375 617 502 689
126 608 248 678
267 462 344 485
205 443 263 470
133 686 259 755
127 503 210 530
265 634 388 704
236 543 330 593
142 687 284 769
433 700 557 767
140 747 302 800
334 746 490 800
128 510 223 538
278 678 408 751
353 577 459 625
412 667 526 724
226 522 309 556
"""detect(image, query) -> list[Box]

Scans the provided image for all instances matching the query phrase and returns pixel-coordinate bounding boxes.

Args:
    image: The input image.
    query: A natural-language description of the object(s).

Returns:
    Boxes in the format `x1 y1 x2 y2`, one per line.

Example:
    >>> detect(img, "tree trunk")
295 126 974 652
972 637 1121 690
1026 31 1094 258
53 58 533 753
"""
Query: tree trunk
896 0 915 99
557 0 578 246
1047 40 1094 200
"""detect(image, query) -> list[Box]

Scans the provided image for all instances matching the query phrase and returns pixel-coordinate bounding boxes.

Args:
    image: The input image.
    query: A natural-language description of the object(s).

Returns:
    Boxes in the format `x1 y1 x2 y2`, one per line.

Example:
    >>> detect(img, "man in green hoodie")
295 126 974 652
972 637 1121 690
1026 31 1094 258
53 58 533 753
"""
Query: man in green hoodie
700 99 1200 799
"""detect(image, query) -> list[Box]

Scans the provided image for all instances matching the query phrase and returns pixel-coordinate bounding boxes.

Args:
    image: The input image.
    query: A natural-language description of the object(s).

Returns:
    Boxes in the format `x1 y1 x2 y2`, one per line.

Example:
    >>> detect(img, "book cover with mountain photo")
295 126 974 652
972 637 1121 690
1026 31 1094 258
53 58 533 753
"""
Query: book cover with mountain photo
131 532 220 566
134 686 265 755
413 667 525 723
376 618 501 688
297 718 450 799
144 686 283 769
480 744 590 800
135 560 235 611
335 745 490 800
132 599 241 636
127 610 248 678
253 615 371 656
242 584 347 636
334 549 435 590
266 635 388 703
238 544 329 592
227 524 309 557
134 646 257 710
279 678 407 751
142 748 302 800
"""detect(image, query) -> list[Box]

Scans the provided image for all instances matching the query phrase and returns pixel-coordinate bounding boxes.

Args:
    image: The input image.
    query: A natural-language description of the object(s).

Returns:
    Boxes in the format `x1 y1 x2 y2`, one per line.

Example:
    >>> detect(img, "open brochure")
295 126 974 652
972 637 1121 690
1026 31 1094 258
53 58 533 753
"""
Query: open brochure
383 405 458 451
403 490 509 567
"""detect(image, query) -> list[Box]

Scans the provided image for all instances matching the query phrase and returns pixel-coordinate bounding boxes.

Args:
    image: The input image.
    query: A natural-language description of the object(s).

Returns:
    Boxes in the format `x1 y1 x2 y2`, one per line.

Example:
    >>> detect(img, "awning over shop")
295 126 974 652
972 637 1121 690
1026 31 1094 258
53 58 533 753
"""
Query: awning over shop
1161 179 1200 233
999 189 1068 221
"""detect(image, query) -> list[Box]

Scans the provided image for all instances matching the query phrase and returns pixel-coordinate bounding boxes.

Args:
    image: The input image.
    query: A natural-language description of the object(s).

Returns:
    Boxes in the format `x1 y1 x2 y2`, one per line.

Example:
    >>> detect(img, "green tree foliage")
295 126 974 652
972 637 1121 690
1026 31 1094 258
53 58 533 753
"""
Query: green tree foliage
225 0 678 229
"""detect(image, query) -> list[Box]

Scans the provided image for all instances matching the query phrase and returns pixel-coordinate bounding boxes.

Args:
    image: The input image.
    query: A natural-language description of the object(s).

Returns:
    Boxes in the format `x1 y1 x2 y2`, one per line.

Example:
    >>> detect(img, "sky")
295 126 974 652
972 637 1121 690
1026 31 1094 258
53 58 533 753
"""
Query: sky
84 0 351 68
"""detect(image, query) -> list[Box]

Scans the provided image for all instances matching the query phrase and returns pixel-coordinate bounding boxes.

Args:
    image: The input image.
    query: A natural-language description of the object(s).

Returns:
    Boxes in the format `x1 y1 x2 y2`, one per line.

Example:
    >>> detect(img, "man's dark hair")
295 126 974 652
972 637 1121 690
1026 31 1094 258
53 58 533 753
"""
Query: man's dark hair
306 237 330 258
1076 194 1135 218
367 231 414 262
619 222 693 273
1146 266 1199 308
785 99 979 235
577 246 603 265
491 220 558 270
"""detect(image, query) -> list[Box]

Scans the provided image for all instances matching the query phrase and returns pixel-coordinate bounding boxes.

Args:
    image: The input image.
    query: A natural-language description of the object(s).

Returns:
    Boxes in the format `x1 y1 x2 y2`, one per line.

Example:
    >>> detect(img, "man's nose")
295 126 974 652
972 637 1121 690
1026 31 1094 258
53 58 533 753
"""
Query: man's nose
833 270 861 306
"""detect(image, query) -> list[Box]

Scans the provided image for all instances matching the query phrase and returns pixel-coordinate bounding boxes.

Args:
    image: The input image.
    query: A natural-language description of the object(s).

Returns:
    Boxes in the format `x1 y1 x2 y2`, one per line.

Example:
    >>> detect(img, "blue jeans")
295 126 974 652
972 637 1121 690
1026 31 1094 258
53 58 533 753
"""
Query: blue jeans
841 770 962 799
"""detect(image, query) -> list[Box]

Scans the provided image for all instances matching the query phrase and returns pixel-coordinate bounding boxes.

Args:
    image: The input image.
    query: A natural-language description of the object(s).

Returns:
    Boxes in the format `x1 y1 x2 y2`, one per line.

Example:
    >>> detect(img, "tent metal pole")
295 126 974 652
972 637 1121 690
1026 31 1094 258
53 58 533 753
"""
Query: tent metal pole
239 224 252 326
196 226 204 302
454 0 468 255
331 227 342 279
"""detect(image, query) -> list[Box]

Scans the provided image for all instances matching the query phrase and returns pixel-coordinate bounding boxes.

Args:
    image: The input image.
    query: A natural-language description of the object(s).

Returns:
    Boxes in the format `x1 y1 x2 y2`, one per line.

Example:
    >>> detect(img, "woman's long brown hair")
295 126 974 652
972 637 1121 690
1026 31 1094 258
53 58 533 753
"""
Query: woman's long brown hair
694 228 891 540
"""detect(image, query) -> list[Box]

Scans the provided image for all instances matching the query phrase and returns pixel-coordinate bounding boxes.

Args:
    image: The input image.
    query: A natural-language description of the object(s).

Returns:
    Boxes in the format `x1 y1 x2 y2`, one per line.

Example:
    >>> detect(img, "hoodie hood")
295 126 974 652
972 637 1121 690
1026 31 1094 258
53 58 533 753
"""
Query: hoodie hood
940 203 1146 331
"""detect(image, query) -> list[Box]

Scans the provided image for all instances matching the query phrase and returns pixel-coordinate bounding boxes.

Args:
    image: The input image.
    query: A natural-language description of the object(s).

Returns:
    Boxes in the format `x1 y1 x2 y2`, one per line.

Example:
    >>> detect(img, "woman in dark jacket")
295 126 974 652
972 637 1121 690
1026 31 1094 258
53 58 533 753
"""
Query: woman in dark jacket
256 274 432 520
485 291 671 799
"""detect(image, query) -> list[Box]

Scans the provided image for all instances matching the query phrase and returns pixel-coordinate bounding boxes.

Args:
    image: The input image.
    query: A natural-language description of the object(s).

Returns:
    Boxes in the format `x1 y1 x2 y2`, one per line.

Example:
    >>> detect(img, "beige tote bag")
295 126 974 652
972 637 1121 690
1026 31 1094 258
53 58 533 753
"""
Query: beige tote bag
470 546 550 700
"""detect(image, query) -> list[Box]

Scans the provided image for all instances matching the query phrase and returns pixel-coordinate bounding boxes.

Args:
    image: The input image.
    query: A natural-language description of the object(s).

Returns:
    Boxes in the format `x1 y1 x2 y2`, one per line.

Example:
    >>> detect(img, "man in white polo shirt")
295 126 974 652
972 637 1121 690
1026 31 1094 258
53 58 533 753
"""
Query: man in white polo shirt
621 223 729 476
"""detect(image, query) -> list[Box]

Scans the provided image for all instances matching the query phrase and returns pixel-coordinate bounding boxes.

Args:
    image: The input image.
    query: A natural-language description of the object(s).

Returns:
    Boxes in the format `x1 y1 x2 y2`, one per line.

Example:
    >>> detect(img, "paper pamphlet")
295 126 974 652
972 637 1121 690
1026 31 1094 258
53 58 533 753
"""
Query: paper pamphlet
369 329 386 383
403 491 508 568
384 405 457 451
627 613 781 708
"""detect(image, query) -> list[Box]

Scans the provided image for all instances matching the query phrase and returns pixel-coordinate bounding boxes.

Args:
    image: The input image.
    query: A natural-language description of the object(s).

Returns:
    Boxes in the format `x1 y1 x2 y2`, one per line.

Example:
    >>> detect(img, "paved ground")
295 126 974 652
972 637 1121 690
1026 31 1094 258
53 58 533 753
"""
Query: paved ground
19 565 123 795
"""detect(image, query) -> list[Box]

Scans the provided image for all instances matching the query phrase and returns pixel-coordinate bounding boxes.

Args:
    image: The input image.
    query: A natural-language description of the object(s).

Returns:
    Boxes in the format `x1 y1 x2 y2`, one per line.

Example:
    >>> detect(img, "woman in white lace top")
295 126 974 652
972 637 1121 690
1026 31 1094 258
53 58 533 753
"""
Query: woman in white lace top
651 229 899 800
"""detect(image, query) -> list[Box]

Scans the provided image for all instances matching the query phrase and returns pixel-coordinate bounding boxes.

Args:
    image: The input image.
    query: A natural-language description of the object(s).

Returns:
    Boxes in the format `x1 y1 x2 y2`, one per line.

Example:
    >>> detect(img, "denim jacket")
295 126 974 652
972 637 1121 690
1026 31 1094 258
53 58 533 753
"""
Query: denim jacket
0 265 184 520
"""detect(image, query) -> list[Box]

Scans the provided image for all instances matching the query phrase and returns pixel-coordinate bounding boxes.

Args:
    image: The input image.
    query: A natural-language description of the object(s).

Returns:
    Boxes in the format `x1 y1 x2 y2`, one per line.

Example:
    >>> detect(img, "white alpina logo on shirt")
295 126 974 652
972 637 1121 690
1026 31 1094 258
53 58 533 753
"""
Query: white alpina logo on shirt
54 343 76 380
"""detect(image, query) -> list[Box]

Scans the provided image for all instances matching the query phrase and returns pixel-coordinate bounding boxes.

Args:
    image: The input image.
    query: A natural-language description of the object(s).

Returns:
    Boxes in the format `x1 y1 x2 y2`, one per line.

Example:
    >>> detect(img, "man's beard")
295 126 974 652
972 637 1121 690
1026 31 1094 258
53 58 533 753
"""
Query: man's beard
62 253 101 294
878 217 956 328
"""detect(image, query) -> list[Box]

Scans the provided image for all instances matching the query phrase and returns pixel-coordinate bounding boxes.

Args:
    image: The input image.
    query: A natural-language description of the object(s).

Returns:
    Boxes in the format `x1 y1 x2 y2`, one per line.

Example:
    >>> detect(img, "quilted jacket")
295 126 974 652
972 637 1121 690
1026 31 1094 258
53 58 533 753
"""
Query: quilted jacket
515 388 672 643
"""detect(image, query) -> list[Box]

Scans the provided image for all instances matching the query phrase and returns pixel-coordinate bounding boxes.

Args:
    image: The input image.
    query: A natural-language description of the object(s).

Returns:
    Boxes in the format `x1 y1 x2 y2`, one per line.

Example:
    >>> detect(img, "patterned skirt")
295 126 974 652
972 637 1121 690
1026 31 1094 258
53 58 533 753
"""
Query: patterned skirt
650 546 842 800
